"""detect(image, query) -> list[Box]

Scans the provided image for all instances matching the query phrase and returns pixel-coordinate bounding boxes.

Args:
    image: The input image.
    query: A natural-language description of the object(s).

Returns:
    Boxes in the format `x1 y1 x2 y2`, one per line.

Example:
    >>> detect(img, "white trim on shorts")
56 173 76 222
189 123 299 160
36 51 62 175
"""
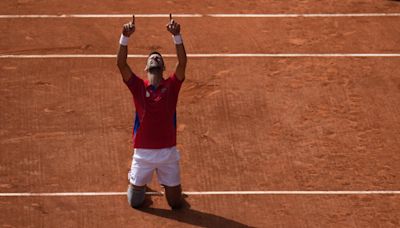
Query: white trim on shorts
128 146 181 187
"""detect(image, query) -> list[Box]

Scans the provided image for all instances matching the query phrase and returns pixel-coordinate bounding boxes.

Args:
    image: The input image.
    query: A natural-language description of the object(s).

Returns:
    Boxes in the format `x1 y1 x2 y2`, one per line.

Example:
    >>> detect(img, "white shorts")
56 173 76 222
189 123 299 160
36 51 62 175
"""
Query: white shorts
128 146 181 187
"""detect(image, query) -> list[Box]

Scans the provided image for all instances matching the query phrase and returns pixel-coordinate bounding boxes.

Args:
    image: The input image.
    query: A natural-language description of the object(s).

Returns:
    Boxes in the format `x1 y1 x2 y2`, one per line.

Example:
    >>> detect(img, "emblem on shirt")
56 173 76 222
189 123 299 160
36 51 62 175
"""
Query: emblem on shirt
161 88 167 93
146 91 150 98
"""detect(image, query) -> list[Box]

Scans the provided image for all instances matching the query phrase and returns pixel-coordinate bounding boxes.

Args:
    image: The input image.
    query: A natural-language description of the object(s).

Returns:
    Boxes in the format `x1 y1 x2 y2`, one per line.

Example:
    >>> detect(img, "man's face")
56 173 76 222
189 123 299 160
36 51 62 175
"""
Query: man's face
146 53 164 71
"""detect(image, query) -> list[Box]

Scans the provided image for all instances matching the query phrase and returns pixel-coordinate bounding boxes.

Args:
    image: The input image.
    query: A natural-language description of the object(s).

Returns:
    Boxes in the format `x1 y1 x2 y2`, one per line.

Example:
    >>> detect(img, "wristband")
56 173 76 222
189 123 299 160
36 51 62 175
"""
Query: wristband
172 34 183 45
119 34 129 46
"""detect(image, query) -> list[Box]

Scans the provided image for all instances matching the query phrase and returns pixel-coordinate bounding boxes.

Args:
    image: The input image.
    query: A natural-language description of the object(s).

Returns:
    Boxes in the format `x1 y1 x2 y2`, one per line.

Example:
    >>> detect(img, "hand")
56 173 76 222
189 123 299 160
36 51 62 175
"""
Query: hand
166 13 181 35
122 15 135 37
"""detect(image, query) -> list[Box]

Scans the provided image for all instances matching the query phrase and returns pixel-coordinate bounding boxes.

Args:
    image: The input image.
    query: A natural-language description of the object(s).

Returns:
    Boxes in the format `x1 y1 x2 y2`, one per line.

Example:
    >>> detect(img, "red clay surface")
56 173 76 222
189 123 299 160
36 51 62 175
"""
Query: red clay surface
2 195 400 227
1 1 400 227
1 17 400 55
1 0 400 14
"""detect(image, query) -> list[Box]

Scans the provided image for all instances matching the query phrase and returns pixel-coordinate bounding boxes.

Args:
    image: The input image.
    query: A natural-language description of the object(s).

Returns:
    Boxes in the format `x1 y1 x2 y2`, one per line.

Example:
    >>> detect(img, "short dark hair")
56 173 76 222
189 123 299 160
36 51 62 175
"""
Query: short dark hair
148 51 163 58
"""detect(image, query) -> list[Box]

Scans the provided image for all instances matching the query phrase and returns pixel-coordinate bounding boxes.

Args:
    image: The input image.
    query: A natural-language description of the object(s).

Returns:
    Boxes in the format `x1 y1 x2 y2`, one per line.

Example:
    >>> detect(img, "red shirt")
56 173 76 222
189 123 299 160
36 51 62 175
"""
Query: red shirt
124 73 183 149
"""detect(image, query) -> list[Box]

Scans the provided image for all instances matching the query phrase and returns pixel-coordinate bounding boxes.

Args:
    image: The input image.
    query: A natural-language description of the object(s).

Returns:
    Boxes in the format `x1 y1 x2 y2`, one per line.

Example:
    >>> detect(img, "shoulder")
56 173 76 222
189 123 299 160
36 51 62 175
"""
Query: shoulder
168 73 184 84
124 73 145 86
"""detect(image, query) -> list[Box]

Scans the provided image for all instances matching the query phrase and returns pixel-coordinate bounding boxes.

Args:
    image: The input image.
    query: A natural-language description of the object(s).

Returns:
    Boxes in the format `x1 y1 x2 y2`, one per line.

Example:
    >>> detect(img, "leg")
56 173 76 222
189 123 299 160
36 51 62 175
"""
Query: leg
163 184 183 209
156 160 182 209
127 184 146 208
127 154 155 209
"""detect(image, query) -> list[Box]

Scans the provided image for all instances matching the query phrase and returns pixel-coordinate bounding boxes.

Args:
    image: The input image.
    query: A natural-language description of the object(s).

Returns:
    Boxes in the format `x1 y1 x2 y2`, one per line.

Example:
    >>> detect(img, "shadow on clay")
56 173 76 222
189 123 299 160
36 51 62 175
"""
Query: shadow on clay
139 196 253 228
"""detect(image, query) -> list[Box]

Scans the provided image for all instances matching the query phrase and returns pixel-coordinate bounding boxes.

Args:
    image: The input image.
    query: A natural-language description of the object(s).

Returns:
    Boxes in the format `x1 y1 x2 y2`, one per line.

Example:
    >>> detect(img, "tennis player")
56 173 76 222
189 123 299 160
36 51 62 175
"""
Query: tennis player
117 14 187 209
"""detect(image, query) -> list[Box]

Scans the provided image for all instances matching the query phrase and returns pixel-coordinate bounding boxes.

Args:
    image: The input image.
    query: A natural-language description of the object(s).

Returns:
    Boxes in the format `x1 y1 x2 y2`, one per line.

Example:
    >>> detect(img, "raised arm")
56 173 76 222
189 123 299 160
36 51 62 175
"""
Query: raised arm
117 15 136 82
167 14 187 81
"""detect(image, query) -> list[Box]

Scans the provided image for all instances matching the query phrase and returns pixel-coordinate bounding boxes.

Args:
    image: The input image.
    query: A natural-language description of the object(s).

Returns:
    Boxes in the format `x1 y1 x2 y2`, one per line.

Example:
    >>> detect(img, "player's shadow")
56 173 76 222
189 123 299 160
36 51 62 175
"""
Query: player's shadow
140 199 253 228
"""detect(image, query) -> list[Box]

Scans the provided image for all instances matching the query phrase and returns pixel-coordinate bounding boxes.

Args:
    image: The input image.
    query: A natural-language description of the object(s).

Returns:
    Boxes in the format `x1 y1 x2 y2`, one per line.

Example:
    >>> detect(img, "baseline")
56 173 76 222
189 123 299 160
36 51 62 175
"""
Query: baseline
1 191 400 197
1 13 400 18
1 53 400 58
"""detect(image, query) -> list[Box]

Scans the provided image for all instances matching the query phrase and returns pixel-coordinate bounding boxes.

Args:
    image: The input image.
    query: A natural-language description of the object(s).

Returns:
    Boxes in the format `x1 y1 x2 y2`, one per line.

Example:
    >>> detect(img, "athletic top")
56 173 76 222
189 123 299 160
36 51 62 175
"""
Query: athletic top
124 73 183 149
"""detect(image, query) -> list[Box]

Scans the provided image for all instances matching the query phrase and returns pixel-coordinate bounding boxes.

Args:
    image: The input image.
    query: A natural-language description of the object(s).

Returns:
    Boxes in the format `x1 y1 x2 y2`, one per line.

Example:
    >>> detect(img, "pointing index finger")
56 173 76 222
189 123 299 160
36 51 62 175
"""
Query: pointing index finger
169 13 172 21
132 14 135 24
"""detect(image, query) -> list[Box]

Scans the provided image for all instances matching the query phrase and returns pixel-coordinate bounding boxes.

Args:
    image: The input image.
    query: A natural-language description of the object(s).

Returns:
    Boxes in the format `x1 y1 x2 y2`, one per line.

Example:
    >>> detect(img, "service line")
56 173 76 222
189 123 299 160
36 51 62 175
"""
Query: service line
1 54 400 58
1 13 400 19
1 191 400 197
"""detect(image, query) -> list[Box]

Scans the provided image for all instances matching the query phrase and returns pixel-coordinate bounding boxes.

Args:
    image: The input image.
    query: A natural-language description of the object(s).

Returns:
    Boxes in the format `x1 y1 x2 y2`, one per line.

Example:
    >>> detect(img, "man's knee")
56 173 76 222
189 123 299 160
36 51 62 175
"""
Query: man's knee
127 185 146 208
164 185 183 209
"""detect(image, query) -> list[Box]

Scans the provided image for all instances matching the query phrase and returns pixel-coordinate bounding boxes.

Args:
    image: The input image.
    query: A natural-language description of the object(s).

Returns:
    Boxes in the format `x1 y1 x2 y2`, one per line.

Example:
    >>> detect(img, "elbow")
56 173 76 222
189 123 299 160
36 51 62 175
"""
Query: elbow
116 56 121 66
179 57 187 67
117 59 125 69
116 53 126 67
177 62 187 71
117 63 123 71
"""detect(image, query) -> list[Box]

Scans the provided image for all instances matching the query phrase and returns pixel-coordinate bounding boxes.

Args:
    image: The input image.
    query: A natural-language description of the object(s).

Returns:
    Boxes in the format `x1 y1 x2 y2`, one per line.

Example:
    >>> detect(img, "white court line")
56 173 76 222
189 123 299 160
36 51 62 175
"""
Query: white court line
1 54 400 58
1 191 400 197
0 14 202 18
1 13 400 18
208 13 400 18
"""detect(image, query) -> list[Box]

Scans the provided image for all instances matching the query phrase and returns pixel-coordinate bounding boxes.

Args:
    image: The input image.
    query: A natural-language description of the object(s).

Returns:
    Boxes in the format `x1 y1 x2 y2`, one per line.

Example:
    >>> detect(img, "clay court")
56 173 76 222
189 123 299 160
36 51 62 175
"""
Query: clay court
1 0 400 227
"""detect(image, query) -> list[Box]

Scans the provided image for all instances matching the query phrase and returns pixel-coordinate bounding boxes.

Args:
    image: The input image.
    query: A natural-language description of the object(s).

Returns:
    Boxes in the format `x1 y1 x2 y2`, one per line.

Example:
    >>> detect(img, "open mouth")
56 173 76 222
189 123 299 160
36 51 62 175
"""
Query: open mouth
148 66 162 73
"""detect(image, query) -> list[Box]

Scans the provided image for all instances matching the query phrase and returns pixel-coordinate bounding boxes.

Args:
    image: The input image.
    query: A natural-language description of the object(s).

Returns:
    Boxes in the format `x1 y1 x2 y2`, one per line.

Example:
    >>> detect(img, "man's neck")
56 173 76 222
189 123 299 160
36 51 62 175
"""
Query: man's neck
148 74 163 88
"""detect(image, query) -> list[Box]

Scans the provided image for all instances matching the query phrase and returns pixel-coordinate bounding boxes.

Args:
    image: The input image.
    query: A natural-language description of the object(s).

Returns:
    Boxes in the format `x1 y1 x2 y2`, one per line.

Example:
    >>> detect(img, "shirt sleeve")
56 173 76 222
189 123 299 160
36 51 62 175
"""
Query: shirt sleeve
124 74 145 98
169 73 184 94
